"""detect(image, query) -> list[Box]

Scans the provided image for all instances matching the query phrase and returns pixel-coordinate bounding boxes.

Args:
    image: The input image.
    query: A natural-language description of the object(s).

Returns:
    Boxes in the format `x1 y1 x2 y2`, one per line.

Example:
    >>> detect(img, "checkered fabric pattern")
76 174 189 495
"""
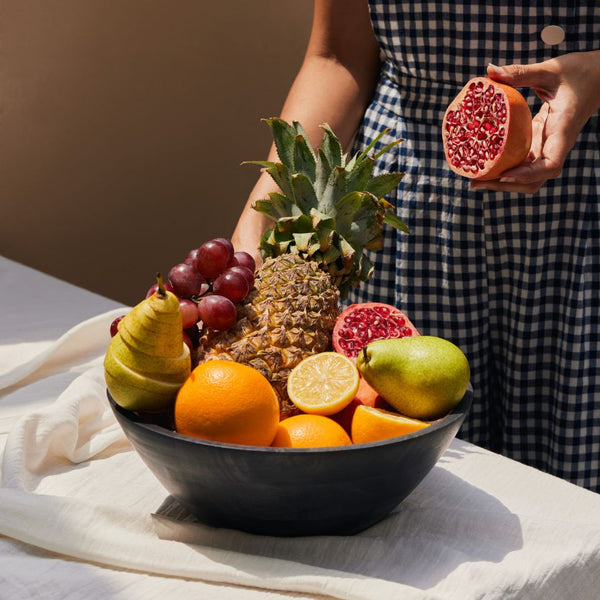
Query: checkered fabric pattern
348 1 600 491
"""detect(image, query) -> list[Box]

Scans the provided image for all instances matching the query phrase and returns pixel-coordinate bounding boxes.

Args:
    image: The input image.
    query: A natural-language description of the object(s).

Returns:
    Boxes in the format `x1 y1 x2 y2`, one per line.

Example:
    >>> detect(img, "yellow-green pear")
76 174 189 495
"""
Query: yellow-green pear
356 336 470 420
104 275 191 412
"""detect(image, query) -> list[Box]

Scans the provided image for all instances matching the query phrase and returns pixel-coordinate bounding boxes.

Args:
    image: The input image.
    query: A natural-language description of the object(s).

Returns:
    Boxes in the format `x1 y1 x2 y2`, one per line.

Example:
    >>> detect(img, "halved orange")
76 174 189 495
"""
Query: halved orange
287 352 360 415
351 405 430 444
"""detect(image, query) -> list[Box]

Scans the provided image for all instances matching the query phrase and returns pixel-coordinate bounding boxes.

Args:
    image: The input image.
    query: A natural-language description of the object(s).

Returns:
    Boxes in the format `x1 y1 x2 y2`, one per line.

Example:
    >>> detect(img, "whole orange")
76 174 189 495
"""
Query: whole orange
272 414 352 448
174 360 279 446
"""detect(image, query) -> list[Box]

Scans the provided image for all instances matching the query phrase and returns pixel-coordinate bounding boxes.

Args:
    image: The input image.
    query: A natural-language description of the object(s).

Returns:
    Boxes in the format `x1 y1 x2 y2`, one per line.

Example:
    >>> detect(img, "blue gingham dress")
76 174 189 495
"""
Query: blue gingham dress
349 1 600 491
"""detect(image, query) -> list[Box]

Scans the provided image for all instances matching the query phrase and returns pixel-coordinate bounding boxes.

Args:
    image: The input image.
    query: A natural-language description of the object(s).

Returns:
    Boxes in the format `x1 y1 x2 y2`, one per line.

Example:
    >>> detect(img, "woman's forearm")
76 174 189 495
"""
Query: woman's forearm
232 0 380 258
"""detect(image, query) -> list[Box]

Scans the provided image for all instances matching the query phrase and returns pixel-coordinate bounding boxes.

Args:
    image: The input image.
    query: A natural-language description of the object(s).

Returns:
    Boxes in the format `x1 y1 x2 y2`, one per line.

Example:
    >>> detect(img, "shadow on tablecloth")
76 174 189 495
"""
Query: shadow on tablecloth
153 443 523 591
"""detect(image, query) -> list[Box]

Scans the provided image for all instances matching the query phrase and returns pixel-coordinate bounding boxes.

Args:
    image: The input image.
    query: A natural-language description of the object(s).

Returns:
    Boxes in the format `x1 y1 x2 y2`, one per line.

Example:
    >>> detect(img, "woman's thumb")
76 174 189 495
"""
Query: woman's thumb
487 62 557 100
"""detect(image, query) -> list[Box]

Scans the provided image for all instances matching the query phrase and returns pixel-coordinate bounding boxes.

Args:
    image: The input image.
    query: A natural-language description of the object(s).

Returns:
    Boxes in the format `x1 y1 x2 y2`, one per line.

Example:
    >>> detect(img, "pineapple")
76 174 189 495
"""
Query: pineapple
199 254 339 418
198 118 408 417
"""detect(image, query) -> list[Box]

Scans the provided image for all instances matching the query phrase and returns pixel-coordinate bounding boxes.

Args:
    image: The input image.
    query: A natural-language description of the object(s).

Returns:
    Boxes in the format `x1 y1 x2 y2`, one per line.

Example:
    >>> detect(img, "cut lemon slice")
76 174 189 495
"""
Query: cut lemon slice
351 405 429 445
287 352 360 416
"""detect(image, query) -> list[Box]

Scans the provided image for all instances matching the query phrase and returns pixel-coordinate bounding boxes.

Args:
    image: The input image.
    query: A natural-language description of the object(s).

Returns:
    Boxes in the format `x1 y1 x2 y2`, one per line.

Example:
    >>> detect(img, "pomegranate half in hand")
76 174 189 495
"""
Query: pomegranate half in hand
442 76 532 180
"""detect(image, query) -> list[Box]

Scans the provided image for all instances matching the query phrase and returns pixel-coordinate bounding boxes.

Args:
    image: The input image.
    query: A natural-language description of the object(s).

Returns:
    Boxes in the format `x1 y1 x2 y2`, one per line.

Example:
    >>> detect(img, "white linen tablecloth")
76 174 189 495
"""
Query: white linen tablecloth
2 256 600 599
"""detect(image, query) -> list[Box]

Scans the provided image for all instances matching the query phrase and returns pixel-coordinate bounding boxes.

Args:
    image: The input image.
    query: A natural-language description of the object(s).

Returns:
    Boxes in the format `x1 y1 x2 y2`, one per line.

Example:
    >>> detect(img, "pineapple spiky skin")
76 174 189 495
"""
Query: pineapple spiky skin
197 254 340 418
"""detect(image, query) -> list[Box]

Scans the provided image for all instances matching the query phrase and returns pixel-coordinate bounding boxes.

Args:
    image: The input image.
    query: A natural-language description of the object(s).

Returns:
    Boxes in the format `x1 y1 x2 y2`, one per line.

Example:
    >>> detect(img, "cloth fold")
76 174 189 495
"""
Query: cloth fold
0 307 127 390
2 312 600 599
2 366 128 491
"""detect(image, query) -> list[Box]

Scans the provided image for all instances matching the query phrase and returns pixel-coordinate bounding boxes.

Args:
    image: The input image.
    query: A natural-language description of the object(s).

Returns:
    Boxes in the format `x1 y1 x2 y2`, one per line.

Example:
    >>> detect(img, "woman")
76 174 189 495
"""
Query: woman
232 1 600 491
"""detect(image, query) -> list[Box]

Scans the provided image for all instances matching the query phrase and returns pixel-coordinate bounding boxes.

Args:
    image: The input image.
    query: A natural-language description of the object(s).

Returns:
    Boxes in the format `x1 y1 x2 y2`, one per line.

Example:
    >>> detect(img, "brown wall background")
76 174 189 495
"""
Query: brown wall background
1 1 313 306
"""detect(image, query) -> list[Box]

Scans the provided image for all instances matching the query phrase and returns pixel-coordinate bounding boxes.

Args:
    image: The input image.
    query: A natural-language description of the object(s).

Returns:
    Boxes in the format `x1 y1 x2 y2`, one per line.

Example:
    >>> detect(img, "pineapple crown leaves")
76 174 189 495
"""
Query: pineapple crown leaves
244 118 409 298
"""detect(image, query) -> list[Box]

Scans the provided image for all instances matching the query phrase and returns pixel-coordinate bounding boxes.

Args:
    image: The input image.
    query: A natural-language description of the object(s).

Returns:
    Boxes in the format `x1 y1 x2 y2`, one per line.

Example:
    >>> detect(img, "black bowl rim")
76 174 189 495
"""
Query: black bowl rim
108 386 472 454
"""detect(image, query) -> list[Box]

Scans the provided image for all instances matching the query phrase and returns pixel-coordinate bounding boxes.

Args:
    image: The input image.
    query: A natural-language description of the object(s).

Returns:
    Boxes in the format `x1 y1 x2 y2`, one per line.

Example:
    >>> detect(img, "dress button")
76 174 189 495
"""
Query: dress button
541 25 565 45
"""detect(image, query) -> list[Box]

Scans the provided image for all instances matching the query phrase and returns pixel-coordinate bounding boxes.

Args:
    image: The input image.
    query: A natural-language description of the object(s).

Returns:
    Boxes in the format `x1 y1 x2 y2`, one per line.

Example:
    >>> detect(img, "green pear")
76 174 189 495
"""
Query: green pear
104 275 191 412
356 336 470 420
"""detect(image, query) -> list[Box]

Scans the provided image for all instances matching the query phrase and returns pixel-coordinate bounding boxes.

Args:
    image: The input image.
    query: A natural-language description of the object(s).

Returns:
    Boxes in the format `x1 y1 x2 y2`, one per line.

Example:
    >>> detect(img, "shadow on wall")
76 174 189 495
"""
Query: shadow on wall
0 1 313 306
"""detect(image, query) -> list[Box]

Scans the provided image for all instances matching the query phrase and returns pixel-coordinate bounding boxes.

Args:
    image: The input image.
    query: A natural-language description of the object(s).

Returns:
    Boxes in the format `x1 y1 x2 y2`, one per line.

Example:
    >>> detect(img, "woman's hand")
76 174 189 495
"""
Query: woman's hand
471 51 600 194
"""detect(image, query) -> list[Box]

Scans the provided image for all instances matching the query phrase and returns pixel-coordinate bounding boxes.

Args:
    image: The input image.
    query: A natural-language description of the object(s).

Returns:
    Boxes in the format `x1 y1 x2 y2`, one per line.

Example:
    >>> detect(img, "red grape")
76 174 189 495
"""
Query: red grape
183 247 201 267
212 237 234 256
179 298 199 329
226 265 254 288
145 281 175 298
193 239 234 279
229 251 256 273
213 270 250 303
110 315 125 337
197 295 237 330
168 263 208 298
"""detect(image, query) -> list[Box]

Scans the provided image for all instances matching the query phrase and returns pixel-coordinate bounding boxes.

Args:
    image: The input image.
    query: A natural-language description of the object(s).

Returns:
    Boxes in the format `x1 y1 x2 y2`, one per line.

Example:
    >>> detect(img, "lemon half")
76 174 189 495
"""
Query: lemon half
287 352 359 416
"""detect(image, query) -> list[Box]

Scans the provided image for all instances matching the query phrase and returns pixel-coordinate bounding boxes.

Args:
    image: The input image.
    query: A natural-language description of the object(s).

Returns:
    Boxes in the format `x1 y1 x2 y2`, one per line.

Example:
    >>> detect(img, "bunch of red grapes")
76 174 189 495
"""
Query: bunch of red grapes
110 237 256 351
